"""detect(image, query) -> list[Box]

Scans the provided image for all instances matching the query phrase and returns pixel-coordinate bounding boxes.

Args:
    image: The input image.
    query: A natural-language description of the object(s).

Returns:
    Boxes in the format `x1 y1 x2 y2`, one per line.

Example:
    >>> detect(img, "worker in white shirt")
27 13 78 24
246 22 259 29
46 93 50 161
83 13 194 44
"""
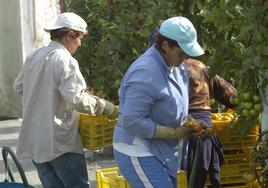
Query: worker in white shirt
13 12 117 188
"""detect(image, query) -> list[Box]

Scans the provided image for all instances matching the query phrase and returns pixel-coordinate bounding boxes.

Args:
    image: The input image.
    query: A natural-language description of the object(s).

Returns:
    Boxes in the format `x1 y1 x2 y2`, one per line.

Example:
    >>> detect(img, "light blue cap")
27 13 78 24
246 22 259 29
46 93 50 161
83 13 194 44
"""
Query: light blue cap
159 16 204 57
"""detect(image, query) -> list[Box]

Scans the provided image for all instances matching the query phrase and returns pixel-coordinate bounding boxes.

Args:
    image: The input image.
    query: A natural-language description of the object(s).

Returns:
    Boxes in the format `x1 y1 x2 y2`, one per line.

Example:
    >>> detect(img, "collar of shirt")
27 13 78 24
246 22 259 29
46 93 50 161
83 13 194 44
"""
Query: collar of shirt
150 45 174 74
169 66 174 72
48 41 71 56
179 62 188 78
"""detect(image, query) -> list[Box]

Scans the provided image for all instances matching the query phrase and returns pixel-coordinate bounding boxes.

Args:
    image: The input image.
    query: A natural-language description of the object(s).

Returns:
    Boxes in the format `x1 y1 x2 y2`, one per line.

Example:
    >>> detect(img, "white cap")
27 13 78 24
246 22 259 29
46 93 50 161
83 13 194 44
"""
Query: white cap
44 12 87 33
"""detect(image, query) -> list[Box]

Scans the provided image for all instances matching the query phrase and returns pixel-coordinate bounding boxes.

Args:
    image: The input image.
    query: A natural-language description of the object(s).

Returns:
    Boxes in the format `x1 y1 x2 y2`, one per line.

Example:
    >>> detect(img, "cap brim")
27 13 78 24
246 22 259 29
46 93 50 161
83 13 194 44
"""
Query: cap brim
44 25 64 32
179 41 204 57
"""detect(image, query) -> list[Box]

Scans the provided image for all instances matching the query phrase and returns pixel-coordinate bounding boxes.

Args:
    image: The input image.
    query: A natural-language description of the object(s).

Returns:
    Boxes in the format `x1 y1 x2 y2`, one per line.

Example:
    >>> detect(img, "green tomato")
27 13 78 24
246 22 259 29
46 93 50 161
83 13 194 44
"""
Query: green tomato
244 102 254 110
242 109 250 117
254 103 262 112
249 109 258 117
229 97 235 105
234 97 241 105
209 98 216 105
240 102 246 108
242 92 252 101
253 95 261 103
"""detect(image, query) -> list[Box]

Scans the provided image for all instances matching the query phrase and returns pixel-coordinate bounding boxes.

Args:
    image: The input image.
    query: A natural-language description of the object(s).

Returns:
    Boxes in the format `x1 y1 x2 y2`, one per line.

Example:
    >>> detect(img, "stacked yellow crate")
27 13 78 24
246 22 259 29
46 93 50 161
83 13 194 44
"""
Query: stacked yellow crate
79 113 117 150
207 113 260 188
93 112 260 188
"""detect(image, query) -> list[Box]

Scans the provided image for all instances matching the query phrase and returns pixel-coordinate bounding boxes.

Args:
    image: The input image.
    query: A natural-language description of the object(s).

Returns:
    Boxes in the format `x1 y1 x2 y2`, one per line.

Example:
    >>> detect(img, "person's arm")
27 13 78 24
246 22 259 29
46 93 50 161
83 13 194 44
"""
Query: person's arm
122 69 195 139
210 74 238 108
57 58 117 116
74 90 117 117
122 78 156 138
154 124 196 139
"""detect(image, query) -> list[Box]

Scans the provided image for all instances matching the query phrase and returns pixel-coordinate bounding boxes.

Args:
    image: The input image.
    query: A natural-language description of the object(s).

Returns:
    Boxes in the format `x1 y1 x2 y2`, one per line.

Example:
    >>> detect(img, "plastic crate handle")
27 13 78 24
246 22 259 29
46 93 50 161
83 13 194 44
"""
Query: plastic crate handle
2 145 31 188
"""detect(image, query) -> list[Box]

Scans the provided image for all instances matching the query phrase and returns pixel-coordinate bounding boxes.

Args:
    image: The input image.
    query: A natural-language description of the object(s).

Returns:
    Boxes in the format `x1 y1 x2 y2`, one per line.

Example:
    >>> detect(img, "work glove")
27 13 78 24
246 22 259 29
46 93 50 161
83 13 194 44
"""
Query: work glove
103 100 118 119
182 115 201 128
182 115 206 133
153 125 196 140
182 115 215 138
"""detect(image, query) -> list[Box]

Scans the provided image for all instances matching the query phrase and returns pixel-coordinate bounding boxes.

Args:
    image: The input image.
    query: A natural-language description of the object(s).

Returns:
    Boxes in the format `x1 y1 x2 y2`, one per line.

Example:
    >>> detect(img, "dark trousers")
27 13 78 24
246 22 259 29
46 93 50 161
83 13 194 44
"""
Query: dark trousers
187 136 222 188
188 168 220 188
186 110 223 188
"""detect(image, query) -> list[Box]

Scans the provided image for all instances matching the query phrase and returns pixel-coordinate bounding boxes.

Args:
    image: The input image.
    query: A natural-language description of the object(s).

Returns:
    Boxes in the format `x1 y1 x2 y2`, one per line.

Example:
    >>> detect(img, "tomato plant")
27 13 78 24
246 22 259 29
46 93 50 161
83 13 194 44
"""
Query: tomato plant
64 0 179 101
65 0 268 137
191 0 268 138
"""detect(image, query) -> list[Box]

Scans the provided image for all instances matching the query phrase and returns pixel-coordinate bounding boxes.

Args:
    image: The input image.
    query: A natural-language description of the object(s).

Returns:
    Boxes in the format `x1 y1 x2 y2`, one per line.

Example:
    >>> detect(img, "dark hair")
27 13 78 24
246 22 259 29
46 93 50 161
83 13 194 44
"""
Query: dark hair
50 28 84 40
155 33 180 51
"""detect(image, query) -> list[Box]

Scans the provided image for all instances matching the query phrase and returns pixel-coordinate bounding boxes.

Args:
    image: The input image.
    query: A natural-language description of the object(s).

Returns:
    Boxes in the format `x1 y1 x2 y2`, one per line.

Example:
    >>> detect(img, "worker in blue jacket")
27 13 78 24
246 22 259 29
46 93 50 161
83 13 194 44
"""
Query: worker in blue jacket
113 16 205 188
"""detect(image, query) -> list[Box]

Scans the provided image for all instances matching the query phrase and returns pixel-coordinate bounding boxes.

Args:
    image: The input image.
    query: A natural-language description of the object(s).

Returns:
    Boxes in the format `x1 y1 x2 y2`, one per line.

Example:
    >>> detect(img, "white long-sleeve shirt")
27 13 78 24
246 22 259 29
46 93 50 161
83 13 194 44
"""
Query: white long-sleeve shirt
13 41 106 163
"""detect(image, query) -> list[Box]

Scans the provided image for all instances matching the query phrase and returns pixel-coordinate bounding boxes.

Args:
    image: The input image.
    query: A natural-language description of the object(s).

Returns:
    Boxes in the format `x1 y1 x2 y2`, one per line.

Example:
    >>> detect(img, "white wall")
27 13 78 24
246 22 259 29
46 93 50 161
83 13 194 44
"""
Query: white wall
0 0 23 118
0 0 60 118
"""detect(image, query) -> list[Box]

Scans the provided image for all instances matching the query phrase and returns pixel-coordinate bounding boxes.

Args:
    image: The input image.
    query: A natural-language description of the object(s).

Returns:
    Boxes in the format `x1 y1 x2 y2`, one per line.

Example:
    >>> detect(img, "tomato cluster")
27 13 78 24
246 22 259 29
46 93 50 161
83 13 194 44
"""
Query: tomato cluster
230 91 262 120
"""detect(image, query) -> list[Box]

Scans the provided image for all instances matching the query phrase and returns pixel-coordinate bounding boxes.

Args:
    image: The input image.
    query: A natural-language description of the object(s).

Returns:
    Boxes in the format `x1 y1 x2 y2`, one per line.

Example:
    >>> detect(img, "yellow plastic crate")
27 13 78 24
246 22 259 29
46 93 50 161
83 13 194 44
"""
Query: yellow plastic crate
207 182 258 188
219 154 261 184
97 167 260 188
96 167 131 188
206 156 252 185
79 113 117 150
216 124 259 138
211 113 237 130
177 170 187 188
216 125 259 151
221 163 250 178
207 153 261 186
211 112 259 136
223 153 251 165
212 114 259 151
220 136 257 151
96 167 187 188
